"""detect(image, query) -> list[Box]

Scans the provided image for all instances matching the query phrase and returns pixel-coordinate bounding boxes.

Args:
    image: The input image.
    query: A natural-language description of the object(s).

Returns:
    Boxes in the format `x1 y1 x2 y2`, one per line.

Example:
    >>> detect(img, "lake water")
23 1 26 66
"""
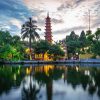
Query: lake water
0 64 100 100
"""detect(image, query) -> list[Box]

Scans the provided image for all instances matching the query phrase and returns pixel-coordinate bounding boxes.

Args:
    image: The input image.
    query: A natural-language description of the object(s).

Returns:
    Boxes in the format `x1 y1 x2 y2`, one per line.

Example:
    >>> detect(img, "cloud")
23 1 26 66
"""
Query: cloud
53 26 87 34
57 0 86 11
0 0 100 41
52 18 64 24
23 0 61 12
9 25 21 36
9 18 22 29
0 25 11 30
92 19 100 28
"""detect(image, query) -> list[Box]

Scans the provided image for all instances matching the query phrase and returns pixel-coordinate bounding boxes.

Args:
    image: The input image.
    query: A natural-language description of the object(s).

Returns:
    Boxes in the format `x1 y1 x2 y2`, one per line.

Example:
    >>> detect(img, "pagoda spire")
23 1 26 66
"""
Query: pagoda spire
45 13 52 43
47 12 49 17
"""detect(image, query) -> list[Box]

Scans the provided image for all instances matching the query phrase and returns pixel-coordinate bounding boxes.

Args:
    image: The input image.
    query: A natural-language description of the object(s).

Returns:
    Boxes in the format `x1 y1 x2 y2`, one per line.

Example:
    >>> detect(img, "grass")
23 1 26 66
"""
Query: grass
79 53 93 59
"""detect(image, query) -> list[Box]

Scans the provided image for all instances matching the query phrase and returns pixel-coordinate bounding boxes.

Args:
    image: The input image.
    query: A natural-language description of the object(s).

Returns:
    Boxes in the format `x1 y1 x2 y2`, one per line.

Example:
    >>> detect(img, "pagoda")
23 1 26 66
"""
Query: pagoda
45 13 52 43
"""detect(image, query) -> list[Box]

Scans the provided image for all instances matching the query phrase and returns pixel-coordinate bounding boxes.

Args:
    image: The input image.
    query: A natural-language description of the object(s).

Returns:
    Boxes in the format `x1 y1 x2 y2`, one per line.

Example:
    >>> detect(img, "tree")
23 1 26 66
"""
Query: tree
12 35 25 60
12 35 21 45
69 31 79 40
86 30 94 45
0 44 21 60
21 17 40 60
91 28 100 56
79 31 86 44
34 40 50 60
79 30 87 53
0 30 12 46
0 30 26 60
48 44 65 60
65 31 80 58
94 28 100 41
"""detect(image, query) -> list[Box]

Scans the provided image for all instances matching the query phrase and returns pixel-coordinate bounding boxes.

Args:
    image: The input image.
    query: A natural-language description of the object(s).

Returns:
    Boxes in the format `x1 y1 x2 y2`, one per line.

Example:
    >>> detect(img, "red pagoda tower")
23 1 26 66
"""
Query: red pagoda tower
45 13 52 43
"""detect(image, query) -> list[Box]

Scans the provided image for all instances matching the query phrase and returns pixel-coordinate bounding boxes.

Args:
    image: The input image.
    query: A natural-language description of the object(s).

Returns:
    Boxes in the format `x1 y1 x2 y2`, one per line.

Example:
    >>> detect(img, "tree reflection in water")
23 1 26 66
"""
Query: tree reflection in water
1 65 100 100
34 65 65 100
67 66 90 90
21 67 41 100
23 65 100 99
66 66 100 97
0 65 23 95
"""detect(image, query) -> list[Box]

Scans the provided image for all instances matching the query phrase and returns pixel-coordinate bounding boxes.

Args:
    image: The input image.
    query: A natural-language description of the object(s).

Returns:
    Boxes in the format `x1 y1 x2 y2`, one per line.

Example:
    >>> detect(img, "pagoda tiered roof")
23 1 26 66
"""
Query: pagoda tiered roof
44 13 53 44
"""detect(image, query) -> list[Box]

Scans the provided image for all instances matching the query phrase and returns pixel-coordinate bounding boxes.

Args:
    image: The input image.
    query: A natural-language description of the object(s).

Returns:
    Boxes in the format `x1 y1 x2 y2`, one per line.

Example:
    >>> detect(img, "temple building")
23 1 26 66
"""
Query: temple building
45 13 52 44
34 13 53 61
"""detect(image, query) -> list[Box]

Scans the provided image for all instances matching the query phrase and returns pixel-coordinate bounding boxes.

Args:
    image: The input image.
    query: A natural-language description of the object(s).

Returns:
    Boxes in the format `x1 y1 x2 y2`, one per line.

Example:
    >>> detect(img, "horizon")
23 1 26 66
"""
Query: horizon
0 0 100 41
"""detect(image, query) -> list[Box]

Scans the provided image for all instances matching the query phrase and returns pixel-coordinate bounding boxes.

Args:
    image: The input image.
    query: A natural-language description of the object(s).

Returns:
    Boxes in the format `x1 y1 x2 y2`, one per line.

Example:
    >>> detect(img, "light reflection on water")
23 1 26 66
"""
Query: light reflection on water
0 64 100 100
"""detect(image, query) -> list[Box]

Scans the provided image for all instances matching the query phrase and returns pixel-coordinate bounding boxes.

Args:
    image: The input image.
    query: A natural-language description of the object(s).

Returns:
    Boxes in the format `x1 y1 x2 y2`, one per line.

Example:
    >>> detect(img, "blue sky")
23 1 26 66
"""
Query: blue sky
0 0 100 41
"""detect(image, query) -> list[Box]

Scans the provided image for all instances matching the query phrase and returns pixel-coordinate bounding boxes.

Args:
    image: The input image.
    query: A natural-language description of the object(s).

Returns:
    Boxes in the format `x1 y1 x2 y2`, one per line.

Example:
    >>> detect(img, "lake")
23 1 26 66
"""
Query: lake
0 64 100 100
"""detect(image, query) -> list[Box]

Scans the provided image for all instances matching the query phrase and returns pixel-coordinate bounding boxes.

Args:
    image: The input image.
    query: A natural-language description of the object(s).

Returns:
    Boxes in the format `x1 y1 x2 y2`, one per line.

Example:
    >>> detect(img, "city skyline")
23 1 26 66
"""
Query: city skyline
0 0 100 41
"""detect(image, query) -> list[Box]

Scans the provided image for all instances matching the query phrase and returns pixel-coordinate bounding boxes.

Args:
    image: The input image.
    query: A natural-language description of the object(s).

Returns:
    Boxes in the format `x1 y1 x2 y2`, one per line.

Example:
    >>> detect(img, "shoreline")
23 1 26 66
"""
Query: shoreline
1 59 100 64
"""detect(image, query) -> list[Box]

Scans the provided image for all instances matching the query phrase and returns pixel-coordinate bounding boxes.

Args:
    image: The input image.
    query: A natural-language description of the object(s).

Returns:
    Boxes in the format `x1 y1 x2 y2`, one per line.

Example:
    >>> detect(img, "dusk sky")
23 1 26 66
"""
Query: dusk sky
0 0 100 41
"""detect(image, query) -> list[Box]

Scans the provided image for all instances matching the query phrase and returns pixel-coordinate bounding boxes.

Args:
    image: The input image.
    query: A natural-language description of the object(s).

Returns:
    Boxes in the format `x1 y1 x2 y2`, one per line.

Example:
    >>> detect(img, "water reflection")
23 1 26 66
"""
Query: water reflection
22 75 40 100
0 64 100 100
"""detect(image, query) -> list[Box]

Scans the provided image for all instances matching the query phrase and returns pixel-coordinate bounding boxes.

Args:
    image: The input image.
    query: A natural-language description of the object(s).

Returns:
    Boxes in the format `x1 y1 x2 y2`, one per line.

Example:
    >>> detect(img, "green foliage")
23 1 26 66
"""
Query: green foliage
65 31 80 58
0 66 24 95
21 17 40 60
86 28 100 56
79 30 87 47
0 30 12 46
86 30 94 46
86 30 92 36
34 40 50 54
69 31 79 40
92 41 100 56
79 31 86 40
34 40 65 60
0 30 25 61
12 35 21 45
94 28 100 41
21 18 40 48
48 44 65 60
0 44 21 60
0 26 100 61
67 40 80 54
64 29 100 58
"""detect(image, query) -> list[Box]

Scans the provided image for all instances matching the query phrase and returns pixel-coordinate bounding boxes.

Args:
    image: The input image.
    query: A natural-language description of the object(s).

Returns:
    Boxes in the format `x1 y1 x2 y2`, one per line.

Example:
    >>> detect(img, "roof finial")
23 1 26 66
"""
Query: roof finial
47 12 49 17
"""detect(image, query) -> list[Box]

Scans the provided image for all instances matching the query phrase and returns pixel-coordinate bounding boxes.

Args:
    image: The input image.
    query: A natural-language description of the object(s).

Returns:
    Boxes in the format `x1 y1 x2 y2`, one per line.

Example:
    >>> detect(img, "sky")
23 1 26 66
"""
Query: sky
0 0 100 41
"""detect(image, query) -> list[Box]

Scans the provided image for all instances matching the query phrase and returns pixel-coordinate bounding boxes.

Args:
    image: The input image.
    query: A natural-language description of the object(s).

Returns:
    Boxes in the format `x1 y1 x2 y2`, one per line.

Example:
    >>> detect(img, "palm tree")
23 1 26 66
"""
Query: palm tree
21 17 41 60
